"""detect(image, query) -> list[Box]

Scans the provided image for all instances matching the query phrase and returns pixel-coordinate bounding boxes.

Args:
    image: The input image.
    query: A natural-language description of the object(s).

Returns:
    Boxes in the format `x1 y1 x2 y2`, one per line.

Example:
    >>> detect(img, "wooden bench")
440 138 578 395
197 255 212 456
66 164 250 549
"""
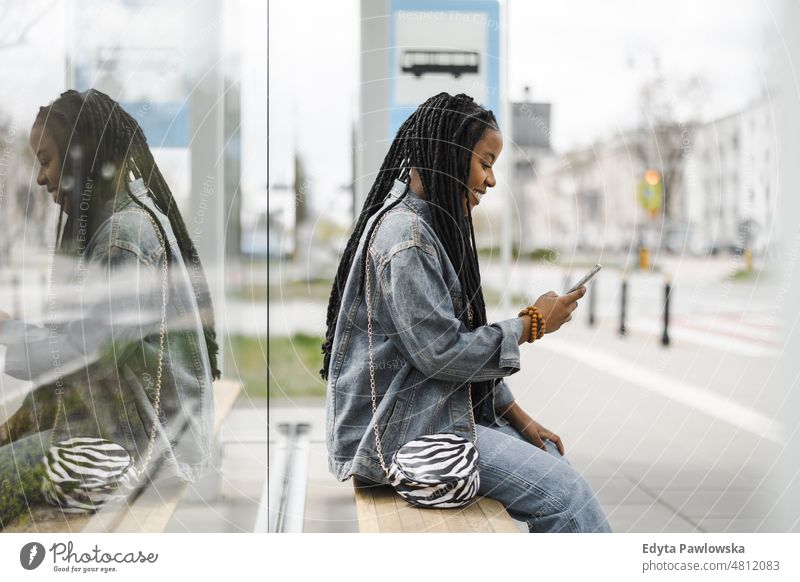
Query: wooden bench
4 380 242 533
353 477 521 533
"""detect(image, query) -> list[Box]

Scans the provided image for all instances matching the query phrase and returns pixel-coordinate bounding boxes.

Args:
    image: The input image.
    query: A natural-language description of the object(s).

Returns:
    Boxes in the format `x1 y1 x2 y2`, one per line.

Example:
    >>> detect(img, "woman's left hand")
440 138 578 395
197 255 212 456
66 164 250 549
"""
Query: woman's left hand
518 417 565 456
0 310 10 322
497 400 566 455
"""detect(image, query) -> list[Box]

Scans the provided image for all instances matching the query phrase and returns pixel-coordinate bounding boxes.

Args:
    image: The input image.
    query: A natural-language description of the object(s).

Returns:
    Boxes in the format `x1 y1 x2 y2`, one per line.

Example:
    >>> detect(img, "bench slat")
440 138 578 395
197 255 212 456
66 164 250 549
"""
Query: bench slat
353 477 520 533
394 492 432 532
104 480 187 533
444 500 494 533
352 481 381 533
417 506 453 533
374 490 406 533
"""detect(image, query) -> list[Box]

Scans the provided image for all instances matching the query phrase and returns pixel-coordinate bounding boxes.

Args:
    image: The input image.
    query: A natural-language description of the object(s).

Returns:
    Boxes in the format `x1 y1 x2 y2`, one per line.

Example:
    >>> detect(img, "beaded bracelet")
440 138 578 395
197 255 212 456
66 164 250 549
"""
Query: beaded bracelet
517 305 546 343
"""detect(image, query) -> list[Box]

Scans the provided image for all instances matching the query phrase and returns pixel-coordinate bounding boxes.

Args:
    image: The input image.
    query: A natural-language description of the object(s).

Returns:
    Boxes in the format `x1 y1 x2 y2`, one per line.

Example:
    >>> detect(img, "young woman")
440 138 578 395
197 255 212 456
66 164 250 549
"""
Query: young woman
0 89 219 527
322 92 611 532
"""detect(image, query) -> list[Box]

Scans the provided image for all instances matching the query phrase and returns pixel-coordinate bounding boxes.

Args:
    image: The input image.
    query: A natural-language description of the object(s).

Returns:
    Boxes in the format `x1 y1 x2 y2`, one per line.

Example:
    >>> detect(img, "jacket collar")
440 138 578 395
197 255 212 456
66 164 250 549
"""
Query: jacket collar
98 177 151 218
384 179 432 224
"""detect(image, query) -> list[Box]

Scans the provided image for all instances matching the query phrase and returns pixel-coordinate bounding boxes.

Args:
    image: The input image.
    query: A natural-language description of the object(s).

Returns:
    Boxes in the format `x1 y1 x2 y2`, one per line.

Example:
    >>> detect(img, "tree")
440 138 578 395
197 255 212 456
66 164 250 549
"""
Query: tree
627 49 700 222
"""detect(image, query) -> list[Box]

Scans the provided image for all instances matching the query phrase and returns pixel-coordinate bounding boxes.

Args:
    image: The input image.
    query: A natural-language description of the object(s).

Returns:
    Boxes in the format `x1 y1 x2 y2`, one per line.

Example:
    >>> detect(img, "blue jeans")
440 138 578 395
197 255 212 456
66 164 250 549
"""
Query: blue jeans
476 419 612 533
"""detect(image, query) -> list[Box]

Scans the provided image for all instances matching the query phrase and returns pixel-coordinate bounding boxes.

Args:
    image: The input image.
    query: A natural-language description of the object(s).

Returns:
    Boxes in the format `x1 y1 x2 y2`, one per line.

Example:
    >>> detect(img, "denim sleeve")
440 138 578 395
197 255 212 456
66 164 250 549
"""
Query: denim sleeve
493 378 516 409
0 244 162 384
378 244 523 382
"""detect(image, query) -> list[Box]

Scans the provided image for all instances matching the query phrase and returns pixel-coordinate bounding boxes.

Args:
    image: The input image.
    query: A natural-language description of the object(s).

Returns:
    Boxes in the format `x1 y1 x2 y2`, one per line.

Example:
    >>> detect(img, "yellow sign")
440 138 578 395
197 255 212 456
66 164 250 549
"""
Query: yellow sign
638 169 662 212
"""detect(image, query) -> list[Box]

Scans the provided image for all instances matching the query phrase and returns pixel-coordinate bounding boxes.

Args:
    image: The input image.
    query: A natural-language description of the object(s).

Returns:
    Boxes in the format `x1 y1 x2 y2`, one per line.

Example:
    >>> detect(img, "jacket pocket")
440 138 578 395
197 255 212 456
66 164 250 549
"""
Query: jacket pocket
376 396 407 459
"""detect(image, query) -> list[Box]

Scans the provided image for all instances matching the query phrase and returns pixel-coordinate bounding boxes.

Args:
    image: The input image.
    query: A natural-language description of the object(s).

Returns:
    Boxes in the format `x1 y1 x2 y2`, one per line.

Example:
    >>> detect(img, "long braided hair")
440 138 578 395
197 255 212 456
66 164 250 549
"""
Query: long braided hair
321 92 499 416
33 88 221 379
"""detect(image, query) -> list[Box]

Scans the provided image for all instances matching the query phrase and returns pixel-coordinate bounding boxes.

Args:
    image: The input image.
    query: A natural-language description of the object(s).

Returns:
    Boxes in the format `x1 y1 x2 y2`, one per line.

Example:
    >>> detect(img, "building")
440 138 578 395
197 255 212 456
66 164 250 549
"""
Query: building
521 124 694 254
685 100 778 255
516 98 777 257
508 91 555 254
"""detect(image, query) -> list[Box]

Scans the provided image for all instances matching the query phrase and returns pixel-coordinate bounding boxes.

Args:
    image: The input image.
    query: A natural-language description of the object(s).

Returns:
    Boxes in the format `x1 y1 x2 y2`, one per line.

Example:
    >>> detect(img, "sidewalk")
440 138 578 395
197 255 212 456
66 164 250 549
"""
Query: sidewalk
508 314 783 533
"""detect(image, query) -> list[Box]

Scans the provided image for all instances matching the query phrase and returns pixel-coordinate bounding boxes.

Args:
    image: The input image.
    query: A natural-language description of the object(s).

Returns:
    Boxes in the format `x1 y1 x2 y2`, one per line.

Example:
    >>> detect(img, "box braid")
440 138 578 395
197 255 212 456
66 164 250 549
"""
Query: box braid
321 92 500 419
33 89 220 380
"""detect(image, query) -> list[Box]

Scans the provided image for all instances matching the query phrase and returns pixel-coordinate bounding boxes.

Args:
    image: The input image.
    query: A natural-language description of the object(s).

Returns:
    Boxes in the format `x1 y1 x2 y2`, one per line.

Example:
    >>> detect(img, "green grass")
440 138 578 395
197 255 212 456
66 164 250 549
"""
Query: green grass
227 284 269 302
226 334 268 399
273 333 327 399
727 268 771 282
523 247 559 263
267 333 327 399
478 245 521 260
478 246 561 263
226 334 327 400
228 278 333 303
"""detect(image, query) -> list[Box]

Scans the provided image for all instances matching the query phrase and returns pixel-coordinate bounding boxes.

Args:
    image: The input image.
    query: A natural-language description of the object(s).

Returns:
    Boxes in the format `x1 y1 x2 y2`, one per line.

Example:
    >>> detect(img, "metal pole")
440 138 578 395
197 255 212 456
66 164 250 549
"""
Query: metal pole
499 0 511 315
190 0 226 374
357 0 391 213
619 275 627 337
662 274 671 347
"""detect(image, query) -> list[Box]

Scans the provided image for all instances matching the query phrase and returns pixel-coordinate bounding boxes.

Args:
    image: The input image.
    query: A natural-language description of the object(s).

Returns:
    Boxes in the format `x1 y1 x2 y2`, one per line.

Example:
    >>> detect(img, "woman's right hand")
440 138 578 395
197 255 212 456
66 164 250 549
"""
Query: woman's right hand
534 287 586 333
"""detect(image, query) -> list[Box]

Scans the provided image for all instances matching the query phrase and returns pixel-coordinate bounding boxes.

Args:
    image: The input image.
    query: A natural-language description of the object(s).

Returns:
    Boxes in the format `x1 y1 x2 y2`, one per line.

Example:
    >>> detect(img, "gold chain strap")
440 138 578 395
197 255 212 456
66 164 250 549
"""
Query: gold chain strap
364 213 391 475
364 212 477 477
466 303 477 446
49 207 168 476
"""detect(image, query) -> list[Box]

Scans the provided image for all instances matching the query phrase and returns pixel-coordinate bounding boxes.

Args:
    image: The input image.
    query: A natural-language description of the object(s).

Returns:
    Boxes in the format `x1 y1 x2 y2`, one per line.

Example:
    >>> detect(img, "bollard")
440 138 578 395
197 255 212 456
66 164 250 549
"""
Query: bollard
662 274 672 347
588 279 596 327
639 247 650 270
619 275 627 337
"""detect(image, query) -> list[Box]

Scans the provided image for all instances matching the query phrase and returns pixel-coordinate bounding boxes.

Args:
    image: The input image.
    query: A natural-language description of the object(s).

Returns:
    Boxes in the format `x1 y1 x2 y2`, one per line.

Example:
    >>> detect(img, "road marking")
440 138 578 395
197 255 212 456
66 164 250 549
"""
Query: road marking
629 319 778 358
673 314 778 343
538 336 784 443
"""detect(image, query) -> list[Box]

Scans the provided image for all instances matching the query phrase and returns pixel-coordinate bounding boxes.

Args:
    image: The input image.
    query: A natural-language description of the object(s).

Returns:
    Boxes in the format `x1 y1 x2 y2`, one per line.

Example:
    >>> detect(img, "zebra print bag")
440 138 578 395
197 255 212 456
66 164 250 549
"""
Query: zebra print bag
41 437 139 513
387 434 480 508
364 210 480 509
41 200 168 513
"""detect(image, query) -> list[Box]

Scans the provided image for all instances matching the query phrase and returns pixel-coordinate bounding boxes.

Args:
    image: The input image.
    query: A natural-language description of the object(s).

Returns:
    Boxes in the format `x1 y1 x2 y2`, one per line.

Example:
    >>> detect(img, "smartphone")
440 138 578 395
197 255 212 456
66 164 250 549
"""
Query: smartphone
565 264 602 294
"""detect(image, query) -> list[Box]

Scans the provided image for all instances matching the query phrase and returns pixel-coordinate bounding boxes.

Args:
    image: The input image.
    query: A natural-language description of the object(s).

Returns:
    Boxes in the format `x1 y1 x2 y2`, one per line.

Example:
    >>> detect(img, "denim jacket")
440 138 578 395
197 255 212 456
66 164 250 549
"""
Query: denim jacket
0 178 214 484
326 179 523 485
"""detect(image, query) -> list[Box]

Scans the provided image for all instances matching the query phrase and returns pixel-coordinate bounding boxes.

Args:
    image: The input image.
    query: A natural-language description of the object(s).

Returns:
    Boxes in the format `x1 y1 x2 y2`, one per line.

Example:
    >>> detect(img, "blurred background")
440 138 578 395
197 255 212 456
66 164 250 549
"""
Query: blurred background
269 0 797 533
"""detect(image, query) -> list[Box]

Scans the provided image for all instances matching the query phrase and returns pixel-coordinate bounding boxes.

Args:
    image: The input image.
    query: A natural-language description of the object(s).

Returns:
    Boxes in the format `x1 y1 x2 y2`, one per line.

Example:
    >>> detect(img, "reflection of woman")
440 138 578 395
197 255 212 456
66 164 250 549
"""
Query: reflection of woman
0 89 219 527
322 92 611 532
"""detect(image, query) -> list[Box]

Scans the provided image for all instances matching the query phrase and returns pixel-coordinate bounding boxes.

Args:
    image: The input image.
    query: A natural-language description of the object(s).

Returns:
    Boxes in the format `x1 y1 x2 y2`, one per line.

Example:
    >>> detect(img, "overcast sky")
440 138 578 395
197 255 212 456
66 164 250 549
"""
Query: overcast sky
270 0 773 222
